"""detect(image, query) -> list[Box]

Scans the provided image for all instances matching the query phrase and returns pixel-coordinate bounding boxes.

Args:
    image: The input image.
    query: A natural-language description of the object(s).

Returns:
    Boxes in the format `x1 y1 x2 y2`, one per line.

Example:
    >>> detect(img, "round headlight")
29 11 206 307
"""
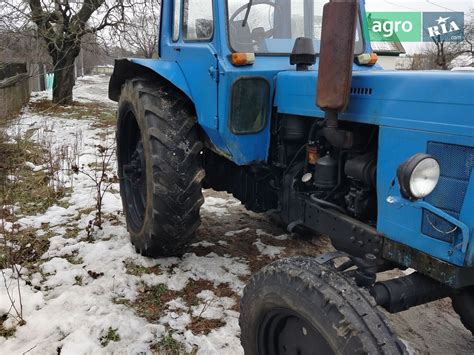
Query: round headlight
397 154 440 200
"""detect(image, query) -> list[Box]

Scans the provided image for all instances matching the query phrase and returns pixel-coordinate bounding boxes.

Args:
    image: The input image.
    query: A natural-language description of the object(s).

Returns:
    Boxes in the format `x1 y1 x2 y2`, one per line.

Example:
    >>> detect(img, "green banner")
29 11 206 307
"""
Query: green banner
367 12 422 42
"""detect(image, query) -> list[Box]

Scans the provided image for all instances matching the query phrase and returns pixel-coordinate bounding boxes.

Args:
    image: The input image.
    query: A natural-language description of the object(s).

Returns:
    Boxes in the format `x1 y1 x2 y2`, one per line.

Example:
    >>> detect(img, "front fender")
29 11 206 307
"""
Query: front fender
108 58 192 102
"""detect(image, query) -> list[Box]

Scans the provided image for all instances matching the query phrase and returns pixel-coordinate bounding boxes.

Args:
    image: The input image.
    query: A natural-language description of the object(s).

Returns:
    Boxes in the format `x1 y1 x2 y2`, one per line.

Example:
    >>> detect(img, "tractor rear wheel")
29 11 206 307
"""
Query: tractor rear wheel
452 287 474 335
116 79 204 257
240 257 406 355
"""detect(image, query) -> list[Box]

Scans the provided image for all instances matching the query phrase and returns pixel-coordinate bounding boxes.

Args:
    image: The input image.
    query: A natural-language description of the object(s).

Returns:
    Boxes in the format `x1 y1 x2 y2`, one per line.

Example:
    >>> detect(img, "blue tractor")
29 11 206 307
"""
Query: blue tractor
109 0 474 352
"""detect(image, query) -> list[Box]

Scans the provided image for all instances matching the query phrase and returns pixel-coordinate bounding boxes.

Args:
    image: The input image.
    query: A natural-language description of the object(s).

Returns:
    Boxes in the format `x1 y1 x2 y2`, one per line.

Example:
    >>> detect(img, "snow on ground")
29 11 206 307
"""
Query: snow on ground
1 75 473 354
0 76 303 354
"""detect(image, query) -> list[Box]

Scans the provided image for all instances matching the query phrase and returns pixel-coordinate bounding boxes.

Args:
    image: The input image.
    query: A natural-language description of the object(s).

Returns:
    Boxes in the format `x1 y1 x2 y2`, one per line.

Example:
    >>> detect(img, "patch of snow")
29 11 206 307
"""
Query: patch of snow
180 310 242 355
253 239 285 258
167 297 188 311
159 312 192 332
256 228 289 241
202 196 241 217
0 75 253 354
73 75 116 107
225 228 250 237
191 241 216 248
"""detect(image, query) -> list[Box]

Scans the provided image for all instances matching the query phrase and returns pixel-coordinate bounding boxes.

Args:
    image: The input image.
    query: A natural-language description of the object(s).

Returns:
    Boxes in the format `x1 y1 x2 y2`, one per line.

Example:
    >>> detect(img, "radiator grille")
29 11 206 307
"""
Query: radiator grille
422 143 474 243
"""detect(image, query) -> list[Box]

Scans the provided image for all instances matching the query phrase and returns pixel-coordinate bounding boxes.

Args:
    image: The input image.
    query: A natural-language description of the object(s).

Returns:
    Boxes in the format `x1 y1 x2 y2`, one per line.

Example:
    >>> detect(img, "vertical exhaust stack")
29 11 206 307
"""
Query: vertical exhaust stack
316 0 359 149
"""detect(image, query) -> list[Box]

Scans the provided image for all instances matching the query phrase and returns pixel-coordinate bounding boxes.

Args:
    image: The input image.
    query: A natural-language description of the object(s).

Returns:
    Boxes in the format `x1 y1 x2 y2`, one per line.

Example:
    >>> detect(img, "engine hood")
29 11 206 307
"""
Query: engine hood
274 70 474 138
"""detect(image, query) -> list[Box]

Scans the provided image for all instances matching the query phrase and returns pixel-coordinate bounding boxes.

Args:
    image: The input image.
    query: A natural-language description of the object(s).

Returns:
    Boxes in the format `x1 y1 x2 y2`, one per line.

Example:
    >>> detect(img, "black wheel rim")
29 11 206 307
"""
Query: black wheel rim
258 308 334 355
120 110 147 231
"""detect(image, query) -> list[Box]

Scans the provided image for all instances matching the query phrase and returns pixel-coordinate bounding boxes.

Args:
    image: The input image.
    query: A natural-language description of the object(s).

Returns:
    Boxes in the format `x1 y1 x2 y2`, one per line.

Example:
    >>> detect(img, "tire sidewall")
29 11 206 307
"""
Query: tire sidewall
240 258 406 355
241 278 351 354
117 81 154 248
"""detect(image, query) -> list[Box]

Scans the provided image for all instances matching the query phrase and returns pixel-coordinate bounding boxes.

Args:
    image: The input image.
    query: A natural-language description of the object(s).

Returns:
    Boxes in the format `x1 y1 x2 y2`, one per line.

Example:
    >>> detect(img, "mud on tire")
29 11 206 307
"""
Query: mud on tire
239 257 407 354
116 79 205 257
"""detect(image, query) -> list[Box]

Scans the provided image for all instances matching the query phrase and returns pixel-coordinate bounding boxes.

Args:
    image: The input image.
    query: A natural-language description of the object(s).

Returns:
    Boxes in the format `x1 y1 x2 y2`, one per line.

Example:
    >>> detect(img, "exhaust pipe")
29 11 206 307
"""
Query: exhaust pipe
316 0 359 149
372 272 452 313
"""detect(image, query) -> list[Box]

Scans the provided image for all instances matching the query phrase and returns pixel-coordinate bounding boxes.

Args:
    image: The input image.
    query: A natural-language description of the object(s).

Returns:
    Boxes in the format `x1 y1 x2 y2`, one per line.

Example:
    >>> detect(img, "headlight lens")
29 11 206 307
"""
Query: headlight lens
397 154 440 200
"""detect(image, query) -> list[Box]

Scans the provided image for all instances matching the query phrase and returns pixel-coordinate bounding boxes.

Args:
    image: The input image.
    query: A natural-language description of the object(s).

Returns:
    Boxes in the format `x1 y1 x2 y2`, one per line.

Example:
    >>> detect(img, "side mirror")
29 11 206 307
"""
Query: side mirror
316 0 358 112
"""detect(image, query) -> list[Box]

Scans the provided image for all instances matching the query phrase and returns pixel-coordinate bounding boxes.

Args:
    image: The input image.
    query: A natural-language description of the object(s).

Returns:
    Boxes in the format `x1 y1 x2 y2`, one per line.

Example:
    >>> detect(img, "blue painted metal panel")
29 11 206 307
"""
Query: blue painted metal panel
216 57 294 165
275 70 474 138
213 1 298 165
377 127 474 266
130 58 192 99
462 173 474 265
274 67 474 266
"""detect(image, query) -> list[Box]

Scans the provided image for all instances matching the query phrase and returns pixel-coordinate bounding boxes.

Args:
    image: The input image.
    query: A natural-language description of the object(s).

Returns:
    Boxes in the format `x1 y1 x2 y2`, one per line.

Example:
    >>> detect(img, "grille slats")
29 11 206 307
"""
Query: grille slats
421 142 474 243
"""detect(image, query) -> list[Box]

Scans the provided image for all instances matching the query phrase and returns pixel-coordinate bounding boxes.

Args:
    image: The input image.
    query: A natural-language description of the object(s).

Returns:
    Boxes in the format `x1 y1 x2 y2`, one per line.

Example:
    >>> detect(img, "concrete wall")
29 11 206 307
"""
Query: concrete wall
0 73 30 121
377 56 399 70
91 66 113 75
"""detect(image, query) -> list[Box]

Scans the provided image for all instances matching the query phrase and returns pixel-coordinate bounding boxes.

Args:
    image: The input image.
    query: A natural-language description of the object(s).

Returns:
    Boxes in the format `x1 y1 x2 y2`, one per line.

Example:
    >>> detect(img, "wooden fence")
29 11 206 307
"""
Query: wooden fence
0 63 30 121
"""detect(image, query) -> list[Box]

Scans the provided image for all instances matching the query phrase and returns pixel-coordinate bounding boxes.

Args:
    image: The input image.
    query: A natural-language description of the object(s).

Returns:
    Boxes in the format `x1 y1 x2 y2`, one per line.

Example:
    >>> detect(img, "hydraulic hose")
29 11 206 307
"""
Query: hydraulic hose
309 194 346 214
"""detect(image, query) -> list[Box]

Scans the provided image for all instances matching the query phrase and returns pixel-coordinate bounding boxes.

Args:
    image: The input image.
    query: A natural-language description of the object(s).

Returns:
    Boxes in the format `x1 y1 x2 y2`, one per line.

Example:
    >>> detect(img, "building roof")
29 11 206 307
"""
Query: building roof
367 16 406 56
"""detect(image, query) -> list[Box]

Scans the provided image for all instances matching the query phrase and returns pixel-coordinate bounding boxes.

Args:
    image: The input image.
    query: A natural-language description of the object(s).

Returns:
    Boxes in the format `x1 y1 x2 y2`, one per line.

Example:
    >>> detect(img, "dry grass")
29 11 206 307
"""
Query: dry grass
133 284 178 322
151 333 192 355
0 226 50 271
0 314 16 338
188 318 226 335
124 260 161 277
28 99 116 128
0 134 69 217
129 277 233 337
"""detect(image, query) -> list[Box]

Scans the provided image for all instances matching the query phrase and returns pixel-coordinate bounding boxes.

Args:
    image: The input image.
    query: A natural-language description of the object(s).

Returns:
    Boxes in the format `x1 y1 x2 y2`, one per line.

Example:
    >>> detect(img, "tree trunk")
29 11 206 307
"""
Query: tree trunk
52 48 78 105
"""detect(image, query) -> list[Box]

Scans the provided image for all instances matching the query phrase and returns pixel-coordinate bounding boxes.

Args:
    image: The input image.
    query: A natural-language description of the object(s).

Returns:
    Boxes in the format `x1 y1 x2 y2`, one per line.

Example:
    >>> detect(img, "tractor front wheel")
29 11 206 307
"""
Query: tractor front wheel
239 257 406 355
116 79 204 257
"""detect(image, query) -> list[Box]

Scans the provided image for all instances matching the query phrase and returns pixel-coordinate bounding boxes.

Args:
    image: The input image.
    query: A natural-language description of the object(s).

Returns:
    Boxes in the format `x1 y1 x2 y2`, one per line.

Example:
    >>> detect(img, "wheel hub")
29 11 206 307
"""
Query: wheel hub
123 141 145 187
258 308 333 355
122 136 147 230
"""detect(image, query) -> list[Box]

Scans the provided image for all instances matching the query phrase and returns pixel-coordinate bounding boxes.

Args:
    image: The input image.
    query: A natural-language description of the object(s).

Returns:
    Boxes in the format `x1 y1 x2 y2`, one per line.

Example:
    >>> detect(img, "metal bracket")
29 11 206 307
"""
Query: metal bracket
315 251 348 265
387 196 471 253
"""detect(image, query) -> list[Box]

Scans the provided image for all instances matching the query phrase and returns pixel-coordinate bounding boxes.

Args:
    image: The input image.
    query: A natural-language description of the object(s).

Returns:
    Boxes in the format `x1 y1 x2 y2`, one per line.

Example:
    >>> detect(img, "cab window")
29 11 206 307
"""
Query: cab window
183 0 214 41
173 0 181 41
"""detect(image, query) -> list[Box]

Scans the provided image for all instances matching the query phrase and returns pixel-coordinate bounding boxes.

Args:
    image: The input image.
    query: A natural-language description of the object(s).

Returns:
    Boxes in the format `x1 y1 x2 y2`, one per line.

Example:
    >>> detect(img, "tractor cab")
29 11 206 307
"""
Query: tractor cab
111 0 374 165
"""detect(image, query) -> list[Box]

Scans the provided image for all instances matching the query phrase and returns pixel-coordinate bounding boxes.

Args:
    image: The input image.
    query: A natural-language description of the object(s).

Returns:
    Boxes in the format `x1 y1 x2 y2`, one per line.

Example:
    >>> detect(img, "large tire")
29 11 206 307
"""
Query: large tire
116 79 205 257
240 257 406 355
452 287 474 335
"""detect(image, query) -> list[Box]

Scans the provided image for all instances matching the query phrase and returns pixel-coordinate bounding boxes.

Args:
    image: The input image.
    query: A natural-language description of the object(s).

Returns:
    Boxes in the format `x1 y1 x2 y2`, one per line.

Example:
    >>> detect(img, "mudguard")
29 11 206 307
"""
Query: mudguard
108 58 192 102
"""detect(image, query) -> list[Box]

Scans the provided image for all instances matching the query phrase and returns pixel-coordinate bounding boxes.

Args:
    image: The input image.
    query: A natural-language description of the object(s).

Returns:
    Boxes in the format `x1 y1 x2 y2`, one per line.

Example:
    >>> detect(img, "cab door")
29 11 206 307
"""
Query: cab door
170 0 230 155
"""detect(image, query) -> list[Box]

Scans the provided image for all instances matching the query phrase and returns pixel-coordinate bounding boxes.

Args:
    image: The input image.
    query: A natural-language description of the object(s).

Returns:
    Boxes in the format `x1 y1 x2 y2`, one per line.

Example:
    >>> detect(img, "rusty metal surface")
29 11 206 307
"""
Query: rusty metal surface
382 238 474 289
316 0 359 112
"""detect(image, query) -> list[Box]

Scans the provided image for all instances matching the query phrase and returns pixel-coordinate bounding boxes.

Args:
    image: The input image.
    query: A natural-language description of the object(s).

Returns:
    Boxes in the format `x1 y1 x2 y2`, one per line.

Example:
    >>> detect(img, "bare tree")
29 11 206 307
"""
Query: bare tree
0 1 149 104
413 19 474 70
110 0 161 58
28 0 129 104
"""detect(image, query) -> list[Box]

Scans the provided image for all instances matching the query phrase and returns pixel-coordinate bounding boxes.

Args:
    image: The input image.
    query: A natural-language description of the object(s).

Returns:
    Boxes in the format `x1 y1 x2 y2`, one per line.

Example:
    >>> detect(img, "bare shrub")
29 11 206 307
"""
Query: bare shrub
72 134 117 238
